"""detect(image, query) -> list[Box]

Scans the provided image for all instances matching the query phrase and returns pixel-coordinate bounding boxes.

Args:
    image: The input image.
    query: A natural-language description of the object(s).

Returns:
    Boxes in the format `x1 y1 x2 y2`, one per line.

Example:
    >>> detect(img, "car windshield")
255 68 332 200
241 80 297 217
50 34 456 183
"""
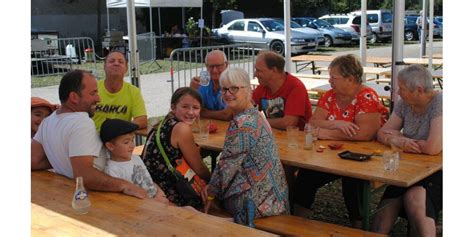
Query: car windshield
274 19 303 28
260 20 285 32
314 19 332 28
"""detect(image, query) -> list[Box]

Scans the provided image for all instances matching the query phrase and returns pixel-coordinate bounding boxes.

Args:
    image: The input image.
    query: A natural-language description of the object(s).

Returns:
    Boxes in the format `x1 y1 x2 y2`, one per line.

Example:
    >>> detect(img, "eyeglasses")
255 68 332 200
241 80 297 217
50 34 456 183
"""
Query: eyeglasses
206 63 226 70
220 86 246 95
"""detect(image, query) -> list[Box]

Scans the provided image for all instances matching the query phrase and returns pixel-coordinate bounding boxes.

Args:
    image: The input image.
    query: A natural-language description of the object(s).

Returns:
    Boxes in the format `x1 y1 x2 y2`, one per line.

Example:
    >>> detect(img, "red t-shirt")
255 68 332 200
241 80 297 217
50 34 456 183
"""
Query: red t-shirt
252 73 312 129
317 87 388 125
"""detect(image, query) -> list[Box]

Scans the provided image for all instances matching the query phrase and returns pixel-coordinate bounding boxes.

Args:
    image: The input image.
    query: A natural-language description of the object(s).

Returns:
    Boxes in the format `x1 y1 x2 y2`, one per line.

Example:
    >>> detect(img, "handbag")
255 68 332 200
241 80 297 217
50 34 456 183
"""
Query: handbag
155 118 206 200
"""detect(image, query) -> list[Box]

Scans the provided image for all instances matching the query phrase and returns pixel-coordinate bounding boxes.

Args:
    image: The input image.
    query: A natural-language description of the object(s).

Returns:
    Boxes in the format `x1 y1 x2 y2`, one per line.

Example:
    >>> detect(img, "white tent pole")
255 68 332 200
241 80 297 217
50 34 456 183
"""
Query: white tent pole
182 8 185 29
420 0 427 57
428 0 434 71
283 0 291 71
126 0 140 87
158 7 161 35
360 0 367 83
390 0 405 108
107 7 110 33
200 2 203 48
149 5 155 61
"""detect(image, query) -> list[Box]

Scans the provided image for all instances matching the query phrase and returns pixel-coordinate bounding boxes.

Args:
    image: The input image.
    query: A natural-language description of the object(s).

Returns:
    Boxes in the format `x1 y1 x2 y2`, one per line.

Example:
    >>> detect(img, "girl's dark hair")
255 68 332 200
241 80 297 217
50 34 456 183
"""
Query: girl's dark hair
171 87 202 107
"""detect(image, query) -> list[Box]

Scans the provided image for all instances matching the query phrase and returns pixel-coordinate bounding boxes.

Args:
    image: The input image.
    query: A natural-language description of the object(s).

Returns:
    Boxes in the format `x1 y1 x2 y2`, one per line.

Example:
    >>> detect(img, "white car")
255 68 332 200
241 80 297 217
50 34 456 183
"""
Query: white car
350 10 393 42
213 18 319 55
319 14 375 43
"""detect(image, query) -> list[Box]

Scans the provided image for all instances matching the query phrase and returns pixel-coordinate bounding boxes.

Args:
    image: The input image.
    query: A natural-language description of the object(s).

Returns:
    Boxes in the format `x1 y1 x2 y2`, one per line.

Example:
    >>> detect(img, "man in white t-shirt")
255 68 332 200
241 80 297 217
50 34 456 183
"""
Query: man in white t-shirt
31 69 147 199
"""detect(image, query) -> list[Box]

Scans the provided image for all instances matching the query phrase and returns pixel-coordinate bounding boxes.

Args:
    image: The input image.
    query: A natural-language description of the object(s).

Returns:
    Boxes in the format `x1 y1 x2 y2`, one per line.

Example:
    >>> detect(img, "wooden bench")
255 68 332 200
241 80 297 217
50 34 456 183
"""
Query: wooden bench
255 215 386 237
293 73 330 80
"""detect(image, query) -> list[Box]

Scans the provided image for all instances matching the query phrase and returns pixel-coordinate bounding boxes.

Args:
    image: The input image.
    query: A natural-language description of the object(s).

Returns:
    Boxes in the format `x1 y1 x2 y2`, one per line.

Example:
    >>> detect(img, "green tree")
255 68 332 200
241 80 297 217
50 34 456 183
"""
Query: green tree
208 0 238 28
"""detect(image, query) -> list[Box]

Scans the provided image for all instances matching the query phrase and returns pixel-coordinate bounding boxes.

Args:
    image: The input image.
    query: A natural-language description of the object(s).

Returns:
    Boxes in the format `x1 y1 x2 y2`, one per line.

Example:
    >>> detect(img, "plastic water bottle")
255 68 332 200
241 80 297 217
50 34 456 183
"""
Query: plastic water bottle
72 177 91 214
66 44 77 58
304 123 313 150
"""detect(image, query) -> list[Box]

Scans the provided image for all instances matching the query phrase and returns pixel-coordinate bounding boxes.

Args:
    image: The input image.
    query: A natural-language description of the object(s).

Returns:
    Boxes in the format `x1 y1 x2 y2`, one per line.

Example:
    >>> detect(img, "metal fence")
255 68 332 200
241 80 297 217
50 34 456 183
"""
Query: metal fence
31 37 98 77
168 44 257 93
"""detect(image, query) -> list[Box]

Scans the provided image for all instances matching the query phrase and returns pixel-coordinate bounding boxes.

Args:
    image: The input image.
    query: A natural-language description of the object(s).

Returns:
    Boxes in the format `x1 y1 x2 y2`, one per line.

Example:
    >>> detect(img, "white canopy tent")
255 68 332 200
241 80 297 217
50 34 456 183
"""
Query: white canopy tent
105 0 203 88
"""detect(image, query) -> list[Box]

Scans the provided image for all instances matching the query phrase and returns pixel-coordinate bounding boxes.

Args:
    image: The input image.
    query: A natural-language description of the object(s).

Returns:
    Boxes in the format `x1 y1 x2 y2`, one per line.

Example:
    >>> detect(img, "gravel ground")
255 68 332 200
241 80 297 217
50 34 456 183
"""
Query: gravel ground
310 179 442 236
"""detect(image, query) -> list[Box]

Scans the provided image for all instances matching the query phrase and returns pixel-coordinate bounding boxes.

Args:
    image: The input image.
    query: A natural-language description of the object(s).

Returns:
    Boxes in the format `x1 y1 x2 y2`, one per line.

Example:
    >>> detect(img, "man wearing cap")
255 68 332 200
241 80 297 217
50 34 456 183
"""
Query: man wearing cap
31 69 147 199
31 97 57 138
190 50 233 121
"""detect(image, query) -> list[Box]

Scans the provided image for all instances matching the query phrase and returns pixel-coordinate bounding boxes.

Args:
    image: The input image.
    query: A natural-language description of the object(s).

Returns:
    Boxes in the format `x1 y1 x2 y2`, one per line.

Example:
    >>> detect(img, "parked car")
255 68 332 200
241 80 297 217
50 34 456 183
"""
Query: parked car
350 10 393 42
404 15 419 41
212 18 319 55
272 18 325 46
434 16 443 24
292 17 352 47
404 15 442 41
319 14 375 43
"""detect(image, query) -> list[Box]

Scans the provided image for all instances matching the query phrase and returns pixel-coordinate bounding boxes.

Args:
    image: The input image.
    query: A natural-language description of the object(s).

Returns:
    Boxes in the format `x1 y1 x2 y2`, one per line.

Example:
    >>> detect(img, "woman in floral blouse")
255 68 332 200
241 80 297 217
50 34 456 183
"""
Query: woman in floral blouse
293 54 388 228
202 68 289 226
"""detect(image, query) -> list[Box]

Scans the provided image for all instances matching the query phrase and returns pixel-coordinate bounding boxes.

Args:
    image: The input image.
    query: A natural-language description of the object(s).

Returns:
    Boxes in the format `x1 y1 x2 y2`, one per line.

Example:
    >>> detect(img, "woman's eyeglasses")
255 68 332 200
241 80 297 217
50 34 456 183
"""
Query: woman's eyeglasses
220 86 246 95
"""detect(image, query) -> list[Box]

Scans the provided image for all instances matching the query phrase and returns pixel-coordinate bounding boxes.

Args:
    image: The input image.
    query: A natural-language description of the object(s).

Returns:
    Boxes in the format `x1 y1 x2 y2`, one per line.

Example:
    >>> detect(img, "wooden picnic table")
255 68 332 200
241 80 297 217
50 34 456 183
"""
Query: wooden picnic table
184 120 442 230
403 57 443 69
291 55 392 74
311 83 391 100
31 171 276 237
315 66 392 79
250 77 328 92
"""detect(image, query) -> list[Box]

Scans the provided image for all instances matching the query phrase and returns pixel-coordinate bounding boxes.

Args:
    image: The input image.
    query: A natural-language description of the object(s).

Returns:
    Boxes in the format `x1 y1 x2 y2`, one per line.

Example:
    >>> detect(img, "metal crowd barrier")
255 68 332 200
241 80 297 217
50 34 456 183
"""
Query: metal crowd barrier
168 44 257 93
31 37 98 77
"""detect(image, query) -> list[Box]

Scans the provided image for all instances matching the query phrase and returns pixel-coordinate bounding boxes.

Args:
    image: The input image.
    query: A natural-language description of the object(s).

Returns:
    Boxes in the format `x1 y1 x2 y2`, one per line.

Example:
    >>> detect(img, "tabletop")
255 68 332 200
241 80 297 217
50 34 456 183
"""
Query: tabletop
192 120 442 188
250 77 329 91
31 171 276 237
311 83 391 100
291 55 392 66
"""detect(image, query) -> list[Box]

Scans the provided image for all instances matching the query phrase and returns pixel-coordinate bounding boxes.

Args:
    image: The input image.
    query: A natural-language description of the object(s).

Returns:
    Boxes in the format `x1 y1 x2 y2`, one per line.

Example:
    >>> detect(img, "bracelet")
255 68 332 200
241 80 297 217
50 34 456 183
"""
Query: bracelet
207 195 215 201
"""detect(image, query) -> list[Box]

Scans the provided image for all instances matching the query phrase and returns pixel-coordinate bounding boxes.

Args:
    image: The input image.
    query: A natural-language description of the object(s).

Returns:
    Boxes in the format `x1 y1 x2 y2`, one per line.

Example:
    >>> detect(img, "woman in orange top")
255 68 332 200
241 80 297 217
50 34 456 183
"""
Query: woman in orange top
293 54 388 228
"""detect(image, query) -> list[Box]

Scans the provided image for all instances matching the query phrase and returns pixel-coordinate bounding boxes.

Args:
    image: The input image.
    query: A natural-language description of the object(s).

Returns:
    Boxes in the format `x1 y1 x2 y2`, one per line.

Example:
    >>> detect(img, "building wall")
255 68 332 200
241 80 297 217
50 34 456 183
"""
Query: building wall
31 0 148 53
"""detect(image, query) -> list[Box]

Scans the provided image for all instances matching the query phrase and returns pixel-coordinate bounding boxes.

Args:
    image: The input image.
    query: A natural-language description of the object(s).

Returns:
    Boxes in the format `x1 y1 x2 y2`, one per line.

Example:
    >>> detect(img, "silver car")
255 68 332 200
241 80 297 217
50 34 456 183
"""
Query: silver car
212 18 319 55
319 14 375 43
272 19 325 46
292 17 352 47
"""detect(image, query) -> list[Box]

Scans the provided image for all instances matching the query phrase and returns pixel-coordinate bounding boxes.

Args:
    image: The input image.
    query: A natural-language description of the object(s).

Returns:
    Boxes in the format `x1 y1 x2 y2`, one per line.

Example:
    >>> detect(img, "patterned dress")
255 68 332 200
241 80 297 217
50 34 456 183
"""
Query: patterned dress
207 107 290 218
317 87 389 125
141 113 203 208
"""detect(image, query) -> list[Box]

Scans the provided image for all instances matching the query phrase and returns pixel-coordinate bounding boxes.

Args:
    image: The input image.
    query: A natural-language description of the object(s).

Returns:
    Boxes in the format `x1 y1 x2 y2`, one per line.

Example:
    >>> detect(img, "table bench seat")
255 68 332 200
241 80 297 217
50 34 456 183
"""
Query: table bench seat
255 215 386 237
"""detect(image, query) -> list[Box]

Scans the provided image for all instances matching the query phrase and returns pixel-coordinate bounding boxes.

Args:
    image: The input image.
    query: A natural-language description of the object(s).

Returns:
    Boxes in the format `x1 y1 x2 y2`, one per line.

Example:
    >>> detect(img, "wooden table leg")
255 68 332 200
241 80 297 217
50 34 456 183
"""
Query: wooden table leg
361 181 371 230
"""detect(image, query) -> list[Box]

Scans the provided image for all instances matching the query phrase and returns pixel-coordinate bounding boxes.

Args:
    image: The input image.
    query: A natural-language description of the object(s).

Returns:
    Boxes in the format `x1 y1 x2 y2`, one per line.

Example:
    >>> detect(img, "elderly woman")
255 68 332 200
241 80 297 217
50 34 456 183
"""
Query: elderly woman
372 65 442 236
202 68 289 225
293 54 388 227
142 87 211 208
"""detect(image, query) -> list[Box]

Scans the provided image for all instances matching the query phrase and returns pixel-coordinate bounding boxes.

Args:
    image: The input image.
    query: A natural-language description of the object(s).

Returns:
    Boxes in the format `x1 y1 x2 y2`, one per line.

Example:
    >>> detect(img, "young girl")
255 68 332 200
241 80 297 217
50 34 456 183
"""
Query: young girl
141 87 211 208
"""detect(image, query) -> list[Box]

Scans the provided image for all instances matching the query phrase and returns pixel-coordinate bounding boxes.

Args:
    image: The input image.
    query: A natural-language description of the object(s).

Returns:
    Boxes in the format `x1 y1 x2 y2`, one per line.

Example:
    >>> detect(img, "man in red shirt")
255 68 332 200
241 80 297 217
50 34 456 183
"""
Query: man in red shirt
253 50 312 130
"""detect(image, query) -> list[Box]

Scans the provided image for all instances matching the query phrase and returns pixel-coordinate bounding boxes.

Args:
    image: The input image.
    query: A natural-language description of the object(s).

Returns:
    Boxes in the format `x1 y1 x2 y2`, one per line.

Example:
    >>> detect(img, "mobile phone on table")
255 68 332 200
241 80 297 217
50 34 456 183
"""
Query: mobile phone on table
338 150 372 161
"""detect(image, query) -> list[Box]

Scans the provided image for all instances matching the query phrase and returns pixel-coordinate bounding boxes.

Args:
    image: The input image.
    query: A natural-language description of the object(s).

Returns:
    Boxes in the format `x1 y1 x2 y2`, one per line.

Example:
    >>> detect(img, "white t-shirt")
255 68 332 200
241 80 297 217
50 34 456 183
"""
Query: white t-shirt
104 154 157 198
33 111 106 178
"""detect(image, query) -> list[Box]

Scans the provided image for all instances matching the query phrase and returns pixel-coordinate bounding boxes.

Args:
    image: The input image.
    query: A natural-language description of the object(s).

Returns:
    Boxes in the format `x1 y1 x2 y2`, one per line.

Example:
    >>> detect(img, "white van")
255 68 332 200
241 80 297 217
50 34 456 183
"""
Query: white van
351 10 393 42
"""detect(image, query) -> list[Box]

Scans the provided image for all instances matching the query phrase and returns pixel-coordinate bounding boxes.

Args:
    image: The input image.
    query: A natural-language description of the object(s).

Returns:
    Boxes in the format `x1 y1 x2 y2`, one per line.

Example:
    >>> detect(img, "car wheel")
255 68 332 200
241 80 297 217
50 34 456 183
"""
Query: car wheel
324 36 333 47
405 30 415 41
368 34 377 44
270 40 285 55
